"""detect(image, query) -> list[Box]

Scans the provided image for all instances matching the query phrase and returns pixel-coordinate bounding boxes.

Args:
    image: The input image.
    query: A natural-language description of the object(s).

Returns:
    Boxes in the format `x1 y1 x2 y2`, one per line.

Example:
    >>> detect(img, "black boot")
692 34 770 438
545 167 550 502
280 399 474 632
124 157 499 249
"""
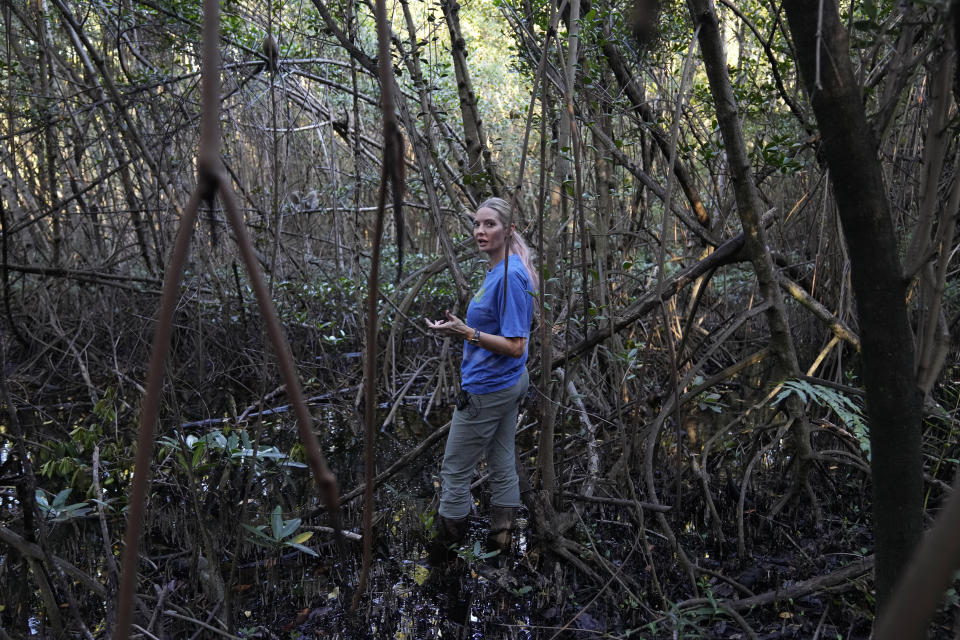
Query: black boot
427 515 468 568
485 507 515 568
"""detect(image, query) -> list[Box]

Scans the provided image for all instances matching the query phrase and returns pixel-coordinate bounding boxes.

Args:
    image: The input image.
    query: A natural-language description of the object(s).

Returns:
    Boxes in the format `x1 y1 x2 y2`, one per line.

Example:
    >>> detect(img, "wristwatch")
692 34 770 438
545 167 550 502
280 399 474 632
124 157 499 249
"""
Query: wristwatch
469 328 481 345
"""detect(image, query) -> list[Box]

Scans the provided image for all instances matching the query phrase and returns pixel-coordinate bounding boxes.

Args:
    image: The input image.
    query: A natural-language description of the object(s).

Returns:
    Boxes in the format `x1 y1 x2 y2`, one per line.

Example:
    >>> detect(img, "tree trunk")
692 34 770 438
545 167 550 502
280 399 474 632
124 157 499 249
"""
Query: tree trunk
686 0 814 498
782 0 923 612
37 0 60 265
441 0 500 199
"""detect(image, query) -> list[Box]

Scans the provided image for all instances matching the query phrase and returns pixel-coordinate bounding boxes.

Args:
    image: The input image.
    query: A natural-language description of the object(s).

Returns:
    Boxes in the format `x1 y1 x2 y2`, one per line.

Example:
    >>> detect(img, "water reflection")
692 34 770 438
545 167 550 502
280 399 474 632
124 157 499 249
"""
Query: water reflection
392 550 533 640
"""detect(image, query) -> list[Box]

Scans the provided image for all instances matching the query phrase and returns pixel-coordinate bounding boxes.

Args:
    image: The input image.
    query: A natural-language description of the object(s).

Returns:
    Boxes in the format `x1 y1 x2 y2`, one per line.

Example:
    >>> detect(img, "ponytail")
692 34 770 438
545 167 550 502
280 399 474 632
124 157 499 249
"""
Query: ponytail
509 230 539 291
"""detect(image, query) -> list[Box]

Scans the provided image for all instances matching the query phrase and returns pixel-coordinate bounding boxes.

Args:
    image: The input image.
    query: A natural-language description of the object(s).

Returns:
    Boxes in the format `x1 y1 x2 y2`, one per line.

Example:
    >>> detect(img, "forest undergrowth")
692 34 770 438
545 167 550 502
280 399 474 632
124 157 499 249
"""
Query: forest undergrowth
2 269 957 639
2 0 959 636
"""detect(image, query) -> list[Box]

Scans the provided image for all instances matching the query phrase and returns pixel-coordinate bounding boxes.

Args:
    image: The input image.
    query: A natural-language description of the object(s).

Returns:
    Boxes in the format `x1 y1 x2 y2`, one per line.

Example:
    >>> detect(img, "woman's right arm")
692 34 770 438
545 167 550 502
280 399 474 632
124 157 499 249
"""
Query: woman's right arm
425 312 526 358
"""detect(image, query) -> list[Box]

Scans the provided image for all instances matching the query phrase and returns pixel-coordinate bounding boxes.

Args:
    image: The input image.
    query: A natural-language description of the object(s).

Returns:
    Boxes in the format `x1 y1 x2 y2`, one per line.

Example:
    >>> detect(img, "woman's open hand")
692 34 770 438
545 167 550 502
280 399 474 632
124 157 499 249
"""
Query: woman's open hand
425 310 470 339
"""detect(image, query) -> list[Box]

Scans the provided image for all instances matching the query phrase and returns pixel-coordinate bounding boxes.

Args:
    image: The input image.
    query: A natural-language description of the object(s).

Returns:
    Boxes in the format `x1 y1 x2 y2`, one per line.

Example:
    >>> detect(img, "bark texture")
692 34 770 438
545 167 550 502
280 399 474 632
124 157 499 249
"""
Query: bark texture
441 0 500 199
782 0 923 611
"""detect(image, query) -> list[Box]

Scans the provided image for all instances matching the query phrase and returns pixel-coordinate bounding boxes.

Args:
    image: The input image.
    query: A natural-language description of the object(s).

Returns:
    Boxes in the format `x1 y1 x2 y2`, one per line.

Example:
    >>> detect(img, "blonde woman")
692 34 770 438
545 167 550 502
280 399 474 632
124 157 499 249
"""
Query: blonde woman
425 197 537 566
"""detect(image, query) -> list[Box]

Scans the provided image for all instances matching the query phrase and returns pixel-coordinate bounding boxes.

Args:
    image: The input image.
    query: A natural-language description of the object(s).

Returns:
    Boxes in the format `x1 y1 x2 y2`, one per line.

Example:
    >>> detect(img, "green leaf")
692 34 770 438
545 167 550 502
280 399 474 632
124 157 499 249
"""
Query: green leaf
277 517 302 540
270 505 284 541
55 503 89 515
191 443 205 468
285 542 319 557
773 379 869 459
241 523 271 540
52 488 73 508
205 431 228 450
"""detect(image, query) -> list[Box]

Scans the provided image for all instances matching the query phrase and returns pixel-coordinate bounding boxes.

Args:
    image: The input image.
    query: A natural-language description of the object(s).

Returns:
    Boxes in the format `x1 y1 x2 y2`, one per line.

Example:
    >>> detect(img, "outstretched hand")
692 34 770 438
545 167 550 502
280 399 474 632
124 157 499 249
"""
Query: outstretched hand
425 310 469 339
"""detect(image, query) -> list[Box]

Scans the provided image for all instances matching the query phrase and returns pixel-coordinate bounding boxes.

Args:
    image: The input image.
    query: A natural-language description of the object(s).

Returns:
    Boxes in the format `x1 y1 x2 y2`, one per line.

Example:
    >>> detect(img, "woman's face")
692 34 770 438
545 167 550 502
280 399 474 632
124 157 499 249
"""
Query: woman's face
473 207 508 260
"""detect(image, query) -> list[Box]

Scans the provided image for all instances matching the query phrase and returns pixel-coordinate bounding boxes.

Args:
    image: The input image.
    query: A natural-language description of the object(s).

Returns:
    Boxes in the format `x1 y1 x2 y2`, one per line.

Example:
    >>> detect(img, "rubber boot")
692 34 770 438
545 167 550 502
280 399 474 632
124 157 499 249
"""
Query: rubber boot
427 515 468 568
485 507 515 568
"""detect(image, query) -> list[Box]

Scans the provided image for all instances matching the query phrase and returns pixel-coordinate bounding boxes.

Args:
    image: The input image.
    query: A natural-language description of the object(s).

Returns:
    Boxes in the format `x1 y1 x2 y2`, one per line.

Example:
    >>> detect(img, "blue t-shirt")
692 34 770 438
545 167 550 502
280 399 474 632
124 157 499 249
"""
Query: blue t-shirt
462 258 534 394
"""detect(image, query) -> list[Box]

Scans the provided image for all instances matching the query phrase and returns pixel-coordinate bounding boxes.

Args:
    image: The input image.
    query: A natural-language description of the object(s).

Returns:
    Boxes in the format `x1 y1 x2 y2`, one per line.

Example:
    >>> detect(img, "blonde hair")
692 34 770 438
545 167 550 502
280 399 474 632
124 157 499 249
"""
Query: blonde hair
477 197 539 291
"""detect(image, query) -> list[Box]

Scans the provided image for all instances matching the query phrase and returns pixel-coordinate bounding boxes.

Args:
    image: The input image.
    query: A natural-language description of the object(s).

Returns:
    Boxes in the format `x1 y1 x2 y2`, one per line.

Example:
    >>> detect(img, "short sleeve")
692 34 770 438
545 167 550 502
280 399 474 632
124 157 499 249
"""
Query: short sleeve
499 266 533 338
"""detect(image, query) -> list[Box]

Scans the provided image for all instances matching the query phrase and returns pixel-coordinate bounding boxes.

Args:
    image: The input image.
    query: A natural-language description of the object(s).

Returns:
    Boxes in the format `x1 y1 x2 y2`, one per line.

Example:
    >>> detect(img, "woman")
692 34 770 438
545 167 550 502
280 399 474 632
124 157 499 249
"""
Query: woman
425 197 537 566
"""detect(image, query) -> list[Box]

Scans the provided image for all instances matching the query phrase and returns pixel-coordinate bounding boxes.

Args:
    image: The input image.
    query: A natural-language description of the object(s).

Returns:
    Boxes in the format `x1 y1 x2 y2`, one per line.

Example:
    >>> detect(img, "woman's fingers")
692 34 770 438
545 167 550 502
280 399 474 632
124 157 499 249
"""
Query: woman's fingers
425 317 459 335
426 310 469 337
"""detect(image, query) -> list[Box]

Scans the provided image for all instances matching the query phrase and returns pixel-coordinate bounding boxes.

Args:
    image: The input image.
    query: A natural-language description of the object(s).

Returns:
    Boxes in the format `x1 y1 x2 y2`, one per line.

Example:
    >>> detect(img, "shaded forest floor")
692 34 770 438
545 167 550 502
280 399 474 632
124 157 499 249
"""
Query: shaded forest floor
212 409 959 640
4 361 960 639
2 284 958 639
226 485 957 639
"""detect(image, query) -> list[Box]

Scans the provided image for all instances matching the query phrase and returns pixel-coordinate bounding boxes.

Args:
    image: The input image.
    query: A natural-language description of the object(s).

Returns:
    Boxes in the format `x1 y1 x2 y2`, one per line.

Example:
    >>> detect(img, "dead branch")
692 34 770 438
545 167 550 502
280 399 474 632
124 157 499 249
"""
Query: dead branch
781 275 860 349
560 491 671 513
0 524 107 599
555 230 748 365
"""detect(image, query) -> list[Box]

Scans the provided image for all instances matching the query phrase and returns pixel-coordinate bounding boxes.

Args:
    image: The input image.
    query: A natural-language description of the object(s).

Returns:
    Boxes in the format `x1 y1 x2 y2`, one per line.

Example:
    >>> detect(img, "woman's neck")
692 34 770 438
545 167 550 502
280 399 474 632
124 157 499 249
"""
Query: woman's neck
486 249 506 269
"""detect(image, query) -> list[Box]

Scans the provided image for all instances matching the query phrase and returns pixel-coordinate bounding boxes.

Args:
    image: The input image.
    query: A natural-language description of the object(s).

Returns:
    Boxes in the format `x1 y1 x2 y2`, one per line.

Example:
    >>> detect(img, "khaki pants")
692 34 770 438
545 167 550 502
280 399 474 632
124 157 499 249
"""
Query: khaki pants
438 369 529 520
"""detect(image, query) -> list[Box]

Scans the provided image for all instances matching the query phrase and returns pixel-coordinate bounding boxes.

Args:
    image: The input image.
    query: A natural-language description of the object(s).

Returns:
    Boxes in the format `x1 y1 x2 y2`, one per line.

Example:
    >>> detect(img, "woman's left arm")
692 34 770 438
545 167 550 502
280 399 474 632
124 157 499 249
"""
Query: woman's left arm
425 311 527 358
475 332 526 358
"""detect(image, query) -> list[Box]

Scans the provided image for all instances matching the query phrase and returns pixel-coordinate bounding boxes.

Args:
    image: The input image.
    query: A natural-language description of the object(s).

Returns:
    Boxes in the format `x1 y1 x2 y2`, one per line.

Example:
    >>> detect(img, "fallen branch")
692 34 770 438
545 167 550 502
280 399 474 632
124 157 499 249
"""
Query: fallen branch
675 556 874 612
1 263 161 285
0 524 107 599
179 386 359 429
560 491 672 513
781 275 860 349
340 421 448 505
555 230 747 366
303 526 363 542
